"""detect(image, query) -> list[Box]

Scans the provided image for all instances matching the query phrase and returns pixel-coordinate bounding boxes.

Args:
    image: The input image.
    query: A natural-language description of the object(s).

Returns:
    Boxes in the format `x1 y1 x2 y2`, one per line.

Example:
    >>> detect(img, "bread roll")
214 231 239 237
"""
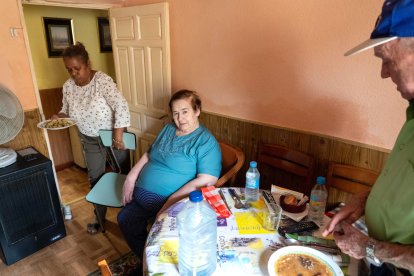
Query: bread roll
283 195 298 205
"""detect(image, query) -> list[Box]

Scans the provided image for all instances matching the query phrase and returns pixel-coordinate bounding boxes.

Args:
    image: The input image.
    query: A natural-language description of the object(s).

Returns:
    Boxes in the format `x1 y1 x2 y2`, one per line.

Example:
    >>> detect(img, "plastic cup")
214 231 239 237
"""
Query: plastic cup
262 203 282 231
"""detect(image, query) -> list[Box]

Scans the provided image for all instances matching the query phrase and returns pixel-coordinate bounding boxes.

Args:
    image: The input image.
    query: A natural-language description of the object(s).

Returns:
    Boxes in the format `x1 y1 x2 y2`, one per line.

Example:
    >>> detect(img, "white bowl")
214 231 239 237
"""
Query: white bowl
268 246 344 276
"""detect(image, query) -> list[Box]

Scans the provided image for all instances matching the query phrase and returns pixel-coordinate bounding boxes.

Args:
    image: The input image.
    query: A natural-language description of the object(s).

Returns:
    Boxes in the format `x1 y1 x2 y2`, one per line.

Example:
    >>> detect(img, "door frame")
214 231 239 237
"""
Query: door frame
20 0 121 9
18 0 120 201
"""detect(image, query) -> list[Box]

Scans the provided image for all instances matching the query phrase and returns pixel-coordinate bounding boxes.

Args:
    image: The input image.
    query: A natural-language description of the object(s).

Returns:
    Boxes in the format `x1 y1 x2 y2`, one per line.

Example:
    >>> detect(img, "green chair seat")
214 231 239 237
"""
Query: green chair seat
86 172 126 208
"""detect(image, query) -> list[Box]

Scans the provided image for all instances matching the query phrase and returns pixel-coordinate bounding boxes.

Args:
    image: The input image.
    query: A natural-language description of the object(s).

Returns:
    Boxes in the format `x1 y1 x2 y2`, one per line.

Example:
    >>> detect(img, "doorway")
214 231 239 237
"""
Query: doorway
22 2 172 205
22 4 114 204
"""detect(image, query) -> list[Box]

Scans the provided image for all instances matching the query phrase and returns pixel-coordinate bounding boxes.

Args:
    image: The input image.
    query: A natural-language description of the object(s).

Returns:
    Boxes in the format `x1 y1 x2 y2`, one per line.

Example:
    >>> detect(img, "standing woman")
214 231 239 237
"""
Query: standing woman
52 42 130 234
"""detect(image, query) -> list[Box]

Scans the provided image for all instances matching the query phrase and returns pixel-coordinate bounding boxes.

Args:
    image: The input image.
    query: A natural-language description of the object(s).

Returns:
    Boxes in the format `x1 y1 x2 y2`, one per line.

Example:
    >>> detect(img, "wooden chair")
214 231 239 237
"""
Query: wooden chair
326 162 379 210
215 141 245 187
98 259 113 276
257 143 315 195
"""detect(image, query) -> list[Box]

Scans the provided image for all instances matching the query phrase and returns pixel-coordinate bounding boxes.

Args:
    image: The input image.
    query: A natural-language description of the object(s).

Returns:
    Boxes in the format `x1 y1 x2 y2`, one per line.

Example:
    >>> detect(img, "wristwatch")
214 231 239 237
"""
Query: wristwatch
366 238 382 265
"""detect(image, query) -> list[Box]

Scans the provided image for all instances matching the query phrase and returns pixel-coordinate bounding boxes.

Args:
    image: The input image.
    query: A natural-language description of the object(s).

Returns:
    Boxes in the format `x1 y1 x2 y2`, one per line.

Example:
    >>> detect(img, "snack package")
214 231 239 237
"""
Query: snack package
201 186 232 218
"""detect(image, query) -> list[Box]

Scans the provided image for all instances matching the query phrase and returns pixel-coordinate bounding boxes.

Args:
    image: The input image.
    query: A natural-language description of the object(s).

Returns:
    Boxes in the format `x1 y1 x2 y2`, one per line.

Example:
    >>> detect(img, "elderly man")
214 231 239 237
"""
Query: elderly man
323 0 414 275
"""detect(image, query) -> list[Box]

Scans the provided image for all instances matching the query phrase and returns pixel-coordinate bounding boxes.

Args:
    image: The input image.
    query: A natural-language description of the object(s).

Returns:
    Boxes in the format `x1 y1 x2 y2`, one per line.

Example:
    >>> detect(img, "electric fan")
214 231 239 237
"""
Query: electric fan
0 84 24 168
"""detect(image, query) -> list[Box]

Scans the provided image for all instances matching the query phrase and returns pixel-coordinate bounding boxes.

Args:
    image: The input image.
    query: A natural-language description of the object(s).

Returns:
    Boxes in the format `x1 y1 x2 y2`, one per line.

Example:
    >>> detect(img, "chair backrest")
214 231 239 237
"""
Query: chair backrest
215 141 245 187
257 143 315 195
99 130 136 150
99 130 136 173
326 162 379 209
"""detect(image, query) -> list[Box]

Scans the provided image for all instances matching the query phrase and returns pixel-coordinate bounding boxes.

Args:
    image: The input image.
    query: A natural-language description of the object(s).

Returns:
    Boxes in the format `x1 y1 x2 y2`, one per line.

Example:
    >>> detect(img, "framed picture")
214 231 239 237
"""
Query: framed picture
98 17 112 52
43 17 74 57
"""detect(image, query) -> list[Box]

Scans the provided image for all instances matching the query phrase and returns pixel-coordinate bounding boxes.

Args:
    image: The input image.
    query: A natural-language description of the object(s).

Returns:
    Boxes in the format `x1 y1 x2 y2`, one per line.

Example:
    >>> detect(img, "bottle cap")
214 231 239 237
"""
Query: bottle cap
189 190 203 202
316 176 326 185
249 161 257 168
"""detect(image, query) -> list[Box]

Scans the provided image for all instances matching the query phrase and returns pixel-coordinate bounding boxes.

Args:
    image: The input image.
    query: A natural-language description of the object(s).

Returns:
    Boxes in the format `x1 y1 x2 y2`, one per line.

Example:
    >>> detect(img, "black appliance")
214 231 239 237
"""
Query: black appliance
0 147 66 265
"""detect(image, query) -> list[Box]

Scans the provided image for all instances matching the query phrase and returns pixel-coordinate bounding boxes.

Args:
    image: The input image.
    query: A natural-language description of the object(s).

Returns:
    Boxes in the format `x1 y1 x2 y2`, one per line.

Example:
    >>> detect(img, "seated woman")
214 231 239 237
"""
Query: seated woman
117 89 222 261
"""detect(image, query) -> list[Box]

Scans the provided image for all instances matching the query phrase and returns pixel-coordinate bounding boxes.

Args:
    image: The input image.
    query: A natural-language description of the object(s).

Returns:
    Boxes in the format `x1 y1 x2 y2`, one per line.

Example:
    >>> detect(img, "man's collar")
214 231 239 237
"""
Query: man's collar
407 100 414 120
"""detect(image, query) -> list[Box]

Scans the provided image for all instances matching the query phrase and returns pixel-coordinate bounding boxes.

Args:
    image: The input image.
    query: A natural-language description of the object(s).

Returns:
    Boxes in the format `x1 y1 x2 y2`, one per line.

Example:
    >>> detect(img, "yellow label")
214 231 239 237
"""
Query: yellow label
159 240 178 264
234 211 273 235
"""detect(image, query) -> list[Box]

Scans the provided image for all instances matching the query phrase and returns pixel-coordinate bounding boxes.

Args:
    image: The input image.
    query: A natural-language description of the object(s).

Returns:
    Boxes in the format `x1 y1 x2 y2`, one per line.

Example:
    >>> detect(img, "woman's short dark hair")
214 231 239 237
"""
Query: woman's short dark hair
62 42 90 65
169 89 202 112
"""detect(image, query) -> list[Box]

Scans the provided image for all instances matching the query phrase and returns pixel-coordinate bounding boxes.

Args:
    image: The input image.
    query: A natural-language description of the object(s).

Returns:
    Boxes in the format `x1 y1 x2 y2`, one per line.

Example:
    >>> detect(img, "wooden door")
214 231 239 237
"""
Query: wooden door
110 3 171 157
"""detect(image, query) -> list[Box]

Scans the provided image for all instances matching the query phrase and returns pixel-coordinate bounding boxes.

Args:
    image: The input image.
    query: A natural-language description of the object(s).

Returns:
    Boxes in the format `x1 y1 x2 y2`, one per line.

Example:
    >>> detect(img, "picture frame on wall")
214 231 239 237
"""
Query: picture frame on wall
43 17 74 57
98 17 112 52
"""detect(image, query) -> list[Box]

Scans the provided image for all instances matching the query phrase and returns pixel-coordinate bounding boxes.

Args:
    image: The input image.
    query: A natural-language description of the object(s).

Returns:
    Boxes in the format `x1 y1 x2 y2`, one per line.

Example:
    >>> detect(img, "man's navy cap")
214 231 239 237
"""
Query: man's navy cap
345 0 414 56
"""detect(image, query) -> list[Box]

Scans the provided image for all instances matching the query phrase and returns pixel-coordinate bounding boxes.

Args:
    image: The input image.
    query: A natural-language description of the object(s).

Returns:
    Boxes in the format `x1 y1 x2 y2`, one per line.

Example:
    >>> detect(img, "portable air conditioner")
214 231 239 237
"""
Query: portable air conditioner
0 147 66 265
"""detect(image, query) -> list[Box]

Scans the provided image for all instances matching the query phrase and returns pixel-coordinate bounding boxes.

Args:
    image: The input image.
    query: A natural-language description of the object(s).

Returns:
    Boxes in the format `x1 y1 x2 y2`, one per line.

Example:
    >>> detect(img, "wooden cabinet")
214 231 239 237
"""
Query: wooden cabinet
69 127 86 168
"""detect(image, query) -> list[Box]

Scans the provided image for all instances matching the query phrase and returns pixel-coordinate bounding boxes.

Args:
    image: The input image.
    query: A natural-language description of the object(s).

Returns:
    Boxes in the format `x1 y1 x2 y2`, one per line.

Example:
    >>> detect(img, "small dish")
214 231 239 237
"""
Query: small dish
37 118 77 130
268 245 343 276
279 195 307 213
271 193 309 222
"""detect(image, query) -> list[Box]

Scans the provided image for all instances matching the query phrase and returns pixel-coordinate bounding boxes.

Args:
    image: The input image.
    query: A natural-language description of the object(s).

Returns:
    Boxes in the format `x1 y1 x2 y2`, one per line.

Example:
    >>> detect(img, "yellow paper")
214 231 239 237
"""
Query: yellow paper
234 211 274 235
159 240 178 264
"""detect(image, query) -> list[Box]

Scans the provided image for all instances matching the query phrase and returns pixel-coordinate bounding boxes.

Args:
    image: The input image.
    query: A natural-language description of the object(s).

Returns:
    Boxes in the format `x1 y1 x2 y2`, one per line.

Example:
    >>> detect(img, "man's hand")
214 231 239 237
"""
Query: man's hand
323 192 368 236
333 222 369 259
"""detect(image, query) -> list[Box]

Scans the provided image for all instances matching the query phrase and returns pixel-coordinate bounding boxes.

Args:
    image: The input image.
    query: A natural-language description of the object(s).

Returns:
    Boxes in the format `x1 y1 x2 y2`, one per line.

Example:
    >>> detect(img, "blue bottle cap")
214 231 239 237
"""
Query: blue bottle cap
249 161 257 168
316 176 326 185
189 190 203 202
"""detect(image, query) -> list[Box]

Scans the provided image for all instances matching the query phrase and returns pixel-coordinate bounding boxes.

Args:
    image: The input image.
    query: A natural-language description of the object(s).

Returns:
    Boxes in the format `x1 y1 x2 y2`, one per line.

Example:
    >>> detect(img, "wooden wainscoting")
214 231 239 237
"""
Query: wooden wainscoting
39 87 74 171
200 112 388 190
3 109 48 157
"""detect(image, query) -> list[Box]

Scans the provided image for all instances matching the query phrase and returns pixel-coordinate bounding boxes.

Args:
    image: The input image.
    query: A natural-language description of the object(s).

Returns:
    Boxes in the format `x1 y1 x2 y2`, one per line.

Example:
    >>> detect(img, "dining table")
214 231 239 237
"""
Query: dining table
143 187 359 276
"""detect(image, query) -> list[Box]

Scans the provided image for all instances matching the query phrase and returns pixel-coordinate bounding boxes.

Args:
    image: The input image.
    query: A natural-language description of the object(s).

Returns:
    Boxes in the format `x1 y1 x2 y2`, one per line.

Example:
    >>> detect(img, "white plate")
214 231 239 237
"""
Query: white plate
37 118 77 130
268 246 344 276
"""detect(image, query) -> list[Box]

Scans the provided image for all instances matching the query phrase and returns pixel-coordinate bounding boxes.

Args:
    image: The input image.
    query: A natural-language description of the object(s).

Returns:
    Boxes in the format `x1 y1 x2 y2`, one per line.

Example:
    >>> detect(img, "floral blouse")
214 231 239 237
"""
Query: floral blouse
60 71 130 137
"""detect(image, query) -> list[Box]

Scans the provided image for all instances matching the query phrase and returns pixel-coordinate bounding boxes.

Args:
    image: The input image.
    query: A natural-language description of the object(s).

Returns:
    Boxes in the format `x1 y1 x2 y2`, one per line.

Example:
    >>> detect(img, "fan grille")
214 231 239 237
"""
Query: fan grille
0 84 24 144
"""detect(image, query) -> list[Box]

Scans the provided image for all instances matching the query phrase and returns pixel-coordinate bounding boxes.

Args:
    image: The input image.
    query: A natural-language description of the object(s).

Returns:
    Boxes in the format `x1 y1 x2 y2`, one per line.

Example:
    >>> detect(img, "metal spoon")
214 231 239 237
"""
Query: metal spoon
228 189 249 209
281 237 341 255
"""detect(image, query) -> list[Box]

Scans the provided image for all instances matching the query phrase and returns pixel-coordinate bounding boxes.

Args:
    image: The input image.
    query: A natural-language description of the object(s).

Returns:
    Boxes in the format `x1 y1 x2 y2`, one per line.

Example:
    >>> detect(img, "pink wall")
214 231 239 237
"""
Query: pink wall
124 0 406 150
1 0 37 110
3 0 406 150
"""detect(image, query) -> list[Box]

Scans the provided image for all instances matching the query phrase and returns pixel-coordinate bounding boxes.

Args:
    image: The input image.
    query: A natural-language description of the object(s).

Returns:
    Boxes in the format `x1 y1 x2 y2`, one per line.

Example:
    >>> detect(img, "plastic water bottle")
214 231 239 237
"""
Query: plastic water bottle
309 176 328 225
177 190 217 276
245 161 260 202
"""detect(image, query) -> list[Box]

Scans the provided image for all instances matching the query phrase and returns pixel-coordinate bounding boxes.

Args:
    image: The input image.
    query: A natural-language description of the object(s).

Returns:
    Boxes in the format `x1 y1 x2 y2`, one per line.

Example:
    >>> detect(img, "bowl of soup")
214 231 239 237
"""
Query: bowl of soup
268 246 344 276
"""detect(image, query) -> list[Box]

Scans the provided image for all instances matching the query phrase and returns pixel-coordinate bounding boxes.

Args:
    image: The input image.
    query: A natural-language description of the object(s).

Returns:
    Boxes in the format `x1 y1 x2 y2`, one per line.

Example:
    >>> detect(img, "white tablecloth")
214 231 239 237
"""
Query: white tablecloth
144 187 353 276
